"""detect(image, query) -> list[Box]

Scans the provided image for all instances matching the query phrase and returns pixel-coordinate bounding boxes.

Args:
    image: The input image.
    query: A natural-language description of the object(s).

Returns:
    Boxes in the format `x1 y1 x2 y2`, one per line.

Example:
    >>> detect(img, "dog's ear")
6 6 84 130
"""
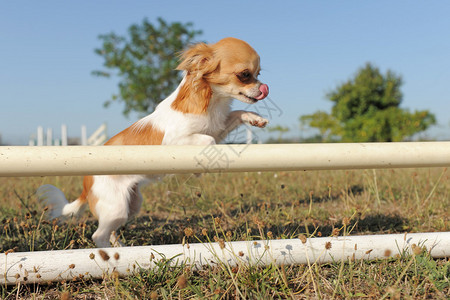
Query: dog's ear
177 43 219 75
172 43 217 114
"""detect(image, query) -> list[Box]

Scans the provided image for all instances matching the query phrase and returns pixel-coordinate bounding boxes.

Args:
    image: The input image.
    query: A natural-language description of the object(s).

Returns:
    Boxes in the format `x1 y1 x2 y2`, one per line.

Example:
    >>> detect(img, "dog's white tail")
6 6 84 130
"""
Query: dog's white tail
36 184 86 219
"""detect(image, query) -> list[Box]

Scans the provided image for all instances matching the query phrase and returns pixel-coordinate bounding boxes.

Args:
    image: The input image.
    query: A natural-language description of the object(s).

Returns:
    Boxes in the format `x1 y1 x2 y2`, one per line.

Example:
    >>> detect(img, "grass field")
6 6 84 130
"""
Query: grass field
1 168 449 299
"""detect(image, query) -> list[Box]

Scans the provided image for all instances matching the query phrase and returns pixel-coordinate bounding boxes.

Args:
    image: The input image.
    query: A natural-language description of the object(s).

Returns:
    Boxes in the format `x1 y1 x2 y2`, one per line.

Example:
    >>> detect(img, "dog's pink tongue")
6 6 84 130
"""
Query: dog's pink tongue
255 84 269 100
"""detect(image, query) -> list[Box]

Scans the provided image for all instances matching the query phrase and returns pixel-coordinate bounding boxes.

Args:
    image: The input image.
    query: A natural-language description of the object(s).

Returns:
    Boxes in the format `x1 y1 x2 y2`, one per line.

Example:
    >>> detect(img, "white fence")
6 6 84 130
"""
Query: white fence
29 123 107 146
0 142 449 285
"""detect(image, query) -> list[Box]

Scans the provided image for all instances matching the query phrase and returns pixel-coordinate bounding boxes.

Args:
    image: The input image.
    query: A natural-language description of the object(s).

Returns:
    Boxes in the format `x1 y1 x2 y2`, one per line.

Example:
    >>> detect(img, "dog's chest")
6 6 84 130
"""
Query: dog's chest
190 103 230 136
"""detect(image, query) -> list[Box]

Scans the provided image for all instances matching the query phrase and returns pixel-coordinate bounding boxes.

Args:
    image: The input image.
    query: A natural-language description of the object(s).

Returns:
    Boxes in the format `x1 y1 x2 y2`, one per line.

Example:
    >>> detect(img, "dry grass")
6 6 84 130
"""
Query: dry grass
1 168 449 299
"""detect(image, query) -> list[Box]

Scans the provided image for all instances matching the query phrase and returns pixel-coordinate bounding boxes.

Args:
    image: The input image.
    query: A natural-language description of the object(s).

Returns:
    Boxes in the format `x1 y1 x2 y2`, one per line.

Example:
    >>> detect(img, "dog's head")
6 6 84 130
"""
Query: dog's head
173 37 269 114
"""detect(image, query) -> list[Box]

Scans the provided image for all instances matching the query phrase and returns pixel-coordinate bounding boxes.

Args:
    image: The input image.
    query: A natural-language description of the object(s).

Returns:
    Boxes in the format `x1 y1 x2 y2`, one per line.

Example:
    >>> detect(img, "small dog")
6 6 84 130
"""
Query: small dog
37 37 269 247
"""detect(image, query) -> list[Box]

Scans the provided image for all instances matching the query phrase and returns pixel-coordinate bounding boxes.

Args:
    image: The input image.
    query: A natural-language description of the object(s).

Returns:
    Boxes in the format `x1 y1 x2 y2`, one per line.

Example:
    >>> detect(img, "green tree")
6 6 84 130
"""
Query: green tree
267 125 290 142
93 18 202 116
300 63 436 142
300 111 341 142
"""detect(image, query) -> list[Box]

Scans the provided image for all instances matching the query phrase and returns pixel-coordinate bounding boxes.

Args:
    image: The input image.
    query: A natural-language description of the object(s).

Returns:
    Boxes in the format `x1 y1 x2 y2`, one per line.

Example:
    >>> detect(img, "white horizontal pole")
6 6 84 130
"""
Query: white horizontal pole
0 142 449 177
1 232 448 285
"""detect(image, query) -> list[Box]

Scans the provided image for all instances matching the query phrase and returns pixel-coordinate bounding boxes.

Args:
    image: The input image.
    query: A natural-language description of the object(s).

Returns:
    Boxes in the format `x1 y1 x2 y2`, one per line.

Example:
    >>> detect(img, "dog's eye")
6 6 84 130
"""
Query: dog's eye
237 70 252 83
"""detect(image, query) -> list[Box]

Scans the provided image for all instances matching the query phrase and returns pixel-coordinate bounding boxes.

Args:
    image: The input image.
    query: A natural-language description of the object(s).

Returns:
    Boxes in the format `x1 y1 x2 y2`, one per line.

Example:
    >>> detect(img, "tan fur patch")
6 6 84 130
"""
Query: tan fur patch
79 175 99 218
105 123 165 145
172 42 220 115
80 175 94 202
171 75 211 114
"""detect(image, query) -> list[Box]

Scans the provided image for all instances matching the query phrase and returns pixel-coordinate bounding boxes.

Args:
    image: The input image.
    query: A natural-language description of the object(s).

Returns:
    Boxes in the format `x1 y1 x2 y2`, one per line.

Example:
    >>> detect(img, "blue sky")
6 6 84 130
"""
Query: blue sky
1 1 450 144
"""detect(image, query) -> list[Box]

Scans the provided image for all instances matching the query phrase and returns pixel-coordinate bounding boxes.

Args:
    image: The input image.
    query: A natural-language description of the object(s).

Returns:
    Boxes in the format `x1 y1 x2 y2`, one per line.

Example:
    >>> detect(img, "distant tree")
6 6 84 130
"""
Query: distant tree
267 125 290 142
300 63 436 142
93 18 202 117
300 111 340 142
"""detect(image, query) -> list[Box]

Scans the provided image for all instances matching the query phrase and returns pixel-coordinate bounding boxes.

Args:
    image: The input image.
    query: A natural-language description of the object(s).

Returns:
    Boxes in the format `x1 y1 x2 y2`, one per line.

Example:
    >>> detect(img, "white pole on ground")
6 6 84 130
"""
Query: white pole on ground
0 142 449 177
61 124 68 146
36 126 44 146
1 232 448 285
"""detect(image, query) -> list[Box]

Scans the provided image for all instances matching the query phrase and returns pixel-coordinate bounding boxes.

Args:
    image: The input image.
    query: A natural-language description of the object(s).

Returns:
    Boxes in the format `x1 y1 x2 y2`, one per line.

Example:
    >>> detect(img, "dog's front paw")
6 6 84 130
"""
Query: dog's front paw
241 112 269 128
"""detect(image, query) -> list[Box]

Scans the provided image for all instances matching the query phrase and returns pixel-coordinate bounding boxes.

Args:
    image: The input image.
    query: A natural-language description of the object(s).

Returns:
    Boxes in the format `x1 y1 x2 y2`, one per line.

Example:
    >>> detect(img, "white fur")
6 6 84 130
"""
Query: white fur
137 81 234 145
90 175 145 247
36 184 85 219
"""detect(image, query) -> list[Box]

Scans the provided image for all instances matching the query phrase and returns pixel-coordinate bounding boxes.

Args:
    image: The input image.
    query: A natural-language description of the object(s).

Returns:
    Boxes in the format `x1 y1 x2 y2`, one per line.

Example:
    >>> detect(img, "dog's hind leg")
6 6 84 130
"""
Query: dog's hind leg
91 216 126 248
128 184 144 219
89 175 139 247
